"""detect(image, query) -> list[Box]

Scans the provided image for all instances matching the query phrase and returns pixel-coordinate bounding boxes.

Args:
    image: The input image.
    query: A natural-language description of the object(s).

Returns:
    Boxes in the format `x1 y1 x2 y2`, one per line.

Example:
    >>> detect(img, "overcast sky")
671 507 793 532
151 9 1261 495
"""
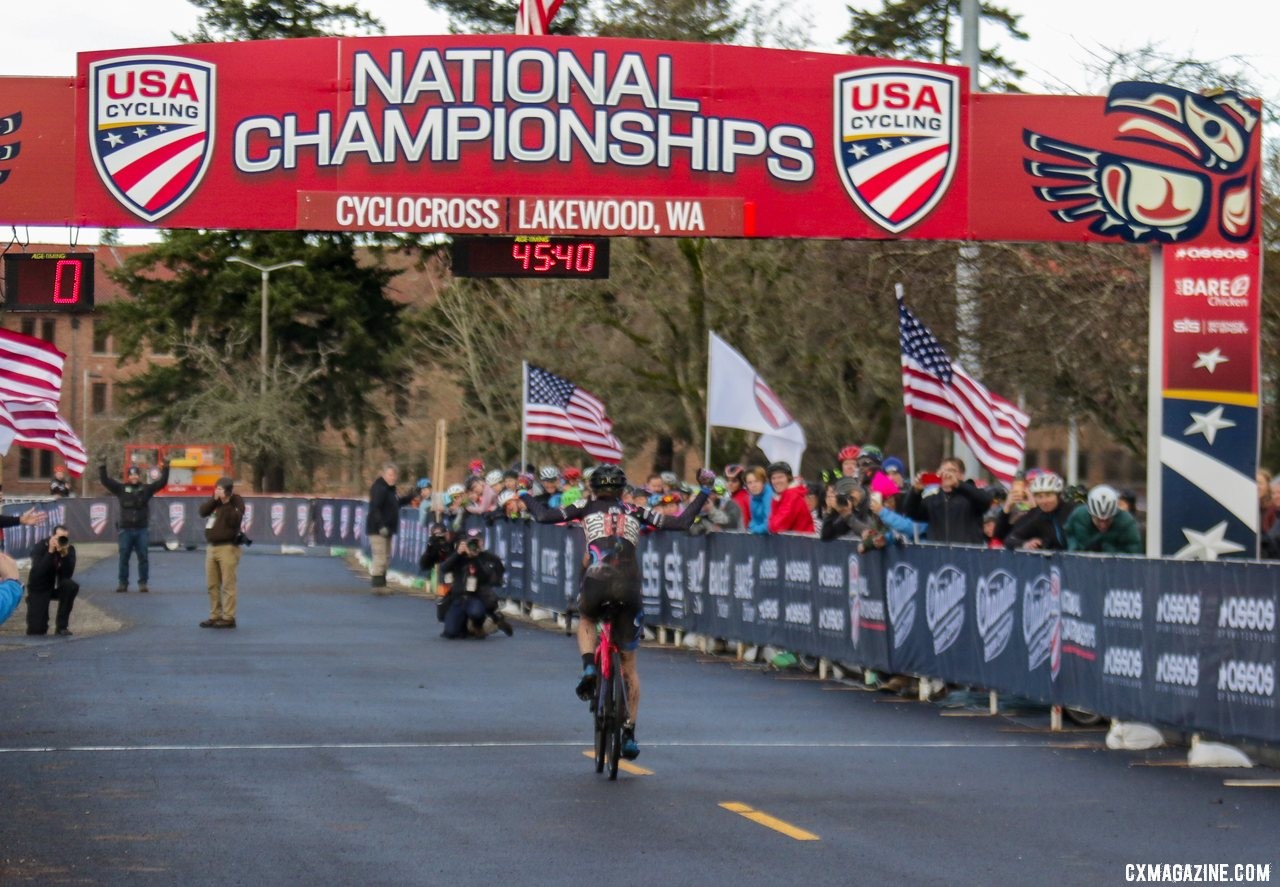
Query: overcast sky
5 0 1276 243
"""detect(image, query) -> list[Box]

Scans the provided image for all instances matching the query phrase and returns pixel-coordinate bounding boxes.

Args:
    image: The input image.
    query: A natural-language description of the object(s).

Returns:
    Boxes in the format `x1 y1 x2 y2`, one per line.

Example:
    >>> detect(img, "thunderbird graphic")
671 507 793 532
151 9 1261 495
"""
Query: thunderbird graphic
88 55 216 222
1024 81 1258 243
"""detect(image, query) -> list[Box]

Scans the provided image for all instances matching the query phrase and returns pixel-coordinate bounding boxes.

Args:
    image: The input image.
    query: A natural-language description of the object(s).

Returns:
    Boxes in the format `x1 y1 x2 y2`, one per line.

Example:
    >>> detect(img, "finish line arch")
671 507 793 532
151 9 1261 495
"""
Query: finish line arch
0 34 1265 557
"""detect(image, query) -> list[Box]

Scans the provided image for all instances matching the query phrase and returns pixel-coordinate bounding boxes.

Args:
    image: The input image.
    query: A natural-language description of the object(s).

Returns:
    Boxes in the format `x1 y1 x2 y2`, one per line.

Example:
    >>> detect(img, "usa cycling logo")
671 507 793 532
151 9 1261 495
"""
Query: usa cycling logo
1024 81 1258 243
834 66 960 234
88 55 216 222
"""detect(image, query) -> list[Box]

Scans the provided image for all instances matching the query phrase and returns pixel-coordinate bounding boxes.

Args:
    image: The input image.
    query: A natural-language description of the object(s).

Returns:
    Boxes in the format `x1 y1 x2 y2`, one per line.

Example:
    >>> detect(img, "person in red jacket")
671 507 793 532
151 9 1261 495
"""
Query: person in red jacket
725 463 751 527
765 461 815 534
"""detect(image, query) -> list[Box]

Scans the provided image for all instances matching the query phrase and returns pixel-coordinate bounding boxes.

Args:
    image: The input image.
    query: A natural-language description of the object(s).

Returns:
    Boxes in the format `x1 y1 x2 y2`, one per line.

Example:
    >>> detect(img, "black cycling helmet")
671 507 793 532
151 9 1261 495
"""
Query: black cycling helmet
589 463 627 491
766 461 793 478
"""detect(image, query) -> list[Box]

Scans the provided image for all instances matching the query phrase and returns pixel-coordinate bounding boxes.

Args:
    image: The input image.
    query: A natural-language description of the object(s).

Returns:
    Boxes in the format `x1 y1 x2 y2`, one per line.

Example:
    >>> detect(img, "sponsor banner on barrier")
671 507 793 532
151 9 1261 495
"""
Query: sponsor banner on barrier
201 497 1280 746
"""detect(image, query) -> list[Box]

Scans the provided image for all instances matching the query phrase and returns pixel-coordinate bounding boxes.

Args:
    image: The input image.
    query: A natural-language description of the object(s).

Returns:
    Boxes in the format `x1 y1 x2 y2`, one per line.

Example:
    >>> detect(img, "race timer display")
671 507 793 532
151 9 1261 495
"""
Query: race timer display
451 237 610 279
2 252 96 313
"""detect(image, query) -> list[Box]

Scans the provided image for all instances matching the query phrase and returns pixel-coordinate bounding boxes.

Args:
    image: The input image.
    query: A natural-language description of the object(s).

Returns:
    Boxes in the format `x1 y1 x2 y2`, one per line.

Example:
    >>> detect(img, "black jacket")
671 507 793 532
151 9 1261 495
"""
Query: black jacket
27 538 76 597
1000 503 1076 552
99 463 170 529
365 477 414 536
903 481 992 546
435 550 505 620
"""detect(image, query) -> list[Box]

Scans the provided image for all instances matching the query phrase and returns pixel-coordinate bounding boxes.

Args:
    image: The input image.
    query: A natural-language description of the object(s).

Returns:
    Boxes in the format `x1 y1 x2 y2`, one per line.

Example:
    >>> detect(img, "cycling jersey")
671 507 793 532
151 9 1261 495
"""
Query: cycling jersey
522 489 709 648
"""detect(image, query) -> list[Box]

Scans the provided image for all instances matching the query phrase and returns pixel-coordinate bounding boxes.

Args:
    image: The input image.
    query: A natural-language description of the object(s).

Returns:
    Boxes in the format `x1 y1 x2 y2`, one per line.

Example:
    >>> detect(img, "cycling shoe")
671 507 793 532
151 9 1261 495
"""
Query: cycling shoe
575 665 598 701
621 726 639 760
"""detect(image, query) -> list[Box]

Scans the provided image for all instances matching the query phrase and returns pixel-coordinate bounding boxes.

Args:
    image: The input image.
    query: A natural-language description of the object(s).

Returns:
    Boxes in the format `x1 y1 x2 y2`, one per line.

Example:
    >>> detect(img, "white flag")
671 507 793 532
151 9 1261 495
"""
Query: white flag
707 331 806 471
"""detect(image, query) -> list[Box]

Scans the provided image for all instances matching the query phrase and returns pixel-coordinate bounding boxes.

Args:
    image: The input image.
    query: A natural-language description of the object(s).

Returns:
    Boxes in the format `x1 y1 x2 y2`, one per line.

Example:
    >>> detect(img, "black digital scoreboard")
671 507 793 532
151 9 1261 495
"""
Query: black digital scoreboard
451 237 610 279
1 252 95 312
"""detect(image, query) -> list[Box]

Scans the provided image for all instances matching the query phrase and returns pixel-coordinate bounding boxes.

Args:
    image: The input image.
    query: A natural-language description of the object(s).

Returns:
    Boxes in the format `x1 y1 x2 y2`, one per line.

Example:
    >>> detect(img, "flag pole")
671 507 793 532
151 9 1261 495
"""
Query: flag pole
520 361 529 472
895 283 917 480
704 331 713 471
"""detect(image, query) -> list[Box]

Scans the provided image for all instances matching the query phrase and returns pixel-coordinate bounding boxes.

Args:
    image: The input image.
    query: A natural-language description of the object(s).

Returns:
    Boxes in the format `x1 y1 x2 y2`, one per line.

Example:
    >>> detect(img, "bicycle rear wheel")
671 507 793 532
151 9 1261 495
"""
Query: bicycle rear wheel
607 649 624 780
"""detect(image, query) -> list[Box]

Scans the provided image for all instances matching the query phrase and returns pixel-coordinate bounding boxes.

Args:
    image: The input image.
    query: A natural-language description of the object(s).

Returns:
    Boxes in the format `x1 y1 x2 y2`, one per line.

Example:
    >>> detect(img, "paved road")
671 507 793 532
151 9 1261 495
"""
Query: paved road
1 551 1276 886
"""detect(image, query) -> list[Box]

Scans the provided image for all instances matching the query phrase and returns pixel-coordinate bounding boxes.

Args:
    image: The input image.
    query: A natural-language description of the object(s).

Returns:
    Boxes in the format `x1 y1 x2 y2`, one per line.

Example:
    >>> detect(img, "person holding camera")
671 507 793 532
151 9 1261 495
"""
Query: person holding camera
198 477 245 629
25 524 79 636
435 529 513 639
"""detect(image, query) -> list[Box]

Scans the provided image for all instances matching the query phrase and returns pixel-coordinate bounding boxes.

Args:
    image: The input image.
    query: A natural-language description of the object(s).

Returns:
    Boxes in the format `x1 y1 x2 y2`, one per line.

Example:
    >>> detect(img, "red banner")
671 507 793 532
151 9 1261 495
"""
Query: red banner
0 77 78 226
0 36 1264 246
1162 243 1260 399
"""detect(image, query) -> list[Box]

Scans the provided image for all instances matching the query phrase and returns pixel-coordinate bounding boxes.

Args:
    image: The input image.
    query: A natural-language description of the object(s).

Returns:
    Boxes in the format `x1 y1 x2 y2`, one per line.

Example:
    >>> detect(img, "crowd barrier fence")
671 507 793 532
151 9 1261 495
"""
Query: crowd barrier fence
6 498 1275 746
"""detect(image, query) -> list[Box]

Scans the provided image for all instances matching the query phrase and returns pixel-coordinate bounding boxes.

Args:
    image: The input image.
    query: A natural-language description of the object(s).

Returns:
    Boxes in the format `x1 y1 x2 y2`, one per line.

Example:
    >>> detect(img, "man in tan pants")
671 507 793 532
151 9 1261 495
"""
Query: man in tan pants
199 477 245 628
365 462 414 590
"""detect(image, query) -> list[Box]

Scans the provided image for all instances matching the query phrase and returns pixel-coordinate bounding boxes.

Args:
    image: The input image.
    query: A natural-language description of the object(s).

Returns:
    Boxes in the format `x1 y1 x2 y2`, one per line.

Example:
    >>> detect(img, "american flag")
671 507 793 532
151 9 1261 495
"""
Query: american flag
0 328 86 474
898 298 1028 482
524 364 622 463
0 327 65 403
516 0 564 34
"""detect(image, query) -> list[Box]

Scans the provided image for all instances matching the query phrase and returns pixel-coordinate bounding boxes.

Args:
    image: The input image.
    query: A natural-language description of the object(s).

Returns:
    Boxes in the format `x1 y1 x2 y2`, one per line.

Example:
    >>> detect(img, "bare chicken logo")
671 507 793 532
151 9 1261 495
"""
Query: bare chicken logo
1024 81 1258 243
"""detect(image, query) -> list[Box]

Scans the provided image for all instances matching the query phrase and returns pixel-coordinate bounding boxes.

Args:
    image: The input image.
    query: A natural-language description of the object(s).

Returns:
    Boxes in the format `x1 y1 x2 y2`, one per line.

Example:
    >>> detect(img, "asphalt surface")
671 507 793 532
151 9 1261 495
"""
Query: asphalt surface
1 550 1277 886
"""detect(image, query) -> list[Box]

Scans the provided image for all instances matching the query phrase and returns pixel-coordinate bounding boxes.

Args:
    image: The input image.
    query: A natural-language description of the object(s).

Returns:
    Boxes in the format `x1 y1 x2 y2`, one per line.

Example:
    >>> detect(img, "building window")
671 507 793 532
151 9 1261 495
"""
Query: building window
92 322 111 354
1076 454 1090 483
92 382 108 415
19 317 35 337
17 449 53 479
41 319 55 343
1046 448 1065 475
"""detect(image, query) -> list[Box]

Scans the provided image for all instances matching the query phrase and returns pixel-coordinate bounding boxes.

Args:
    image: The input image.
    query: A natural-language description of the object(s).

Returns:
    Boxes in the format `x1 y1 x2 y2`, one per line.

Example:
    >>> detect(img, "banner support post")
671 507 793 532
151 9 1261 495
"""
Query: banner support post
520 360 529 475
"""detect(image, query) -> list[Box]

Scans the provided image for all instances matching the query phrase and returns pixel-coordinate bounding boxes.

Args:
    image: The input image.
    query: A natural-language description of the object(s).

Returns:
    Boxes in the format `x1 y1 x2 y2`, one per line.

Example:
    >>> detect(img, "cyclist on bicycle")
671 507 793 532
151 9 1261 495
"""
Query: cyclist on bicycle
520 463 715 760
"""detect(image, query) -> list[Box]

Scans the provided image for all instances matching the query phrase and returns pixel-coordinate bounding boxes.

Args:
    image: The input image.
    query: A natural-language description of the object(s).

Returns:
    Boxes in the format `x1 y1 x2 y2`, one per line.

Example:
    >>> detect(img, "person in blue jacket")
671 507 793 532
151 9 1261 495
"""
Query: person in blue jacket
744 467 774 534
0 552 23 626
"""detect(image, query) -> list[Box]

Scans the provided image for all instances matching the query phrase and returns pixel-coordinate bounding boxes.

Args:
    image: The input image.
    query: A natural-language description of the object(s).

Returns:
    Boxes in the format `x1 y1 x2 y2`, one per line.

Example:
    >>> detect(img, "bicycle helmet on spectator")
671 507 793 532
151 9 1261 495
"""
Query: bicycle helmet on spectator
1087 484 1119 520
416 477 431 489
484 469 503 487
445 483 465 497
857 445 883 466
539 465 559 481
562 467 582 482
467 459 485 475
837 445 860 462
1027 471 1064 495
766 461 793 478
590 464 627 491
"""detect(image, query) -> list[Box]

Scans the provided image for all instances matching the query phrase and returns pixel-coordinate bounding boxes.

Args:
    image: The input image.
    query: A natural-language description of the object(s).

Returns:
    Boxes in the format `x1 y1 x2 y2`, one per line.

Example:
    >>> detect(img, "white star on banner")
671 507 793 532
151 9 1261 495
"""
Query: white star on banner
1183 405 1236 446
1172 521 1246 561
1193 348 1229 373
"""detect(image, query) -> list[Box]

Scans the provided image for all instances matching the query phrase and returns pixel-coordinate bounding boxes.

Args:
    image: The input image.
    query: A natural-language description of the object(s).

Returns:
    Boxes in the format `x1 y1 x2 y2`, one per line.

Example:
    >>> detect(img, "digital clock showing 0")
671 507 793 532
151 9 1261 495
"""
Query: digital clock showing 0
2 252 96 313
451 237 610 279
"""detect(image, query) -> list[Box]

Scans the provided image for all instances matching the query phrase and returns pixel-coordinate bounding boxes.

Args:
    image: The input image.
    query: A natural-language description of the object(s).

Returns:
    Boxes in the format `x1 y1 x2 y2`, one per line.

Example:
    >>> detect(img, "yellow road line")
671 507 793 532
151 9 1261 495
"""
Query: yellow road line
1224 779 1280 788
719 802 819 841
580 749 653 776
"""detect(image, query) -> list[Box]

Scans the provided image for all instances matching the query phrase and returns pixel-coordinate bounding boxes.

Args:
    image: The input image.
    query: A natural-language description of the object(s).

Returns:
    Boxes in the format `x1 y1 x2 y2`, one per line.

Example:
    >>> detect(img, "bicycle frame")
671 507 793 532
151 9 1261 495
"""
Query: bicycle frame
591 609 628 781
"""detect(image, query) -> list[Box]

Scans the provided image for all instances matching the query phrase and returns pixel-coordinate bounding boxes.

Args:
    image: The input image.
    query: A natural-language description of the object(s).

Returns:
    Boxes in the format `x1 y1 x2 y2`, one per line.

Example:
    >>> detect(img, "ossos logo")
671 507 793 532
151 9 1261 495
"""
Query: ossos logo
784 560 812 583
1104 589 1143 621
1154 653 1199 687
1218 597 1276 632
1217 660 1275 697
757 598 780 621
1176 246 1250 260
817 564 843 588
785 602 812 625
1103 646 1143 679
1156 593 1201 626
759 558 779 580
818 607 845 631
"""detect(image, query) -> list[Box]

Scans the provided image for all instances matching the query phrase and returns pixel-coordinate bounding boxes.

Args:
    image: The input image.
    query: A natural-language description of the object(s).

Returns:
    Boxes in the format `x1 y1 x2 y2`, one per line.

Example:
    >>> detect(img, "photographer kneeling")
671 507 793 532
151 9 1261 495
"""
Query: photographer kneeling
436 529 512 639
26 524 79 636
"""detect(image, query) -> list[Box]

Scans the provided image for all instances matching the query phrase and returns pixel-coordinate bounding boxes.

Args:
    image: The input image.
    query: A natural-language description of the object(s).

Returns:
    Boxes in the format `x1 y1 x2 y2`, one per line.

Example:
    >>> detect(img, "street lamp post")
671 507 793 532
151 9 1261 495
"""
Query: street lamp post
81 369 102 496
226 256 305 395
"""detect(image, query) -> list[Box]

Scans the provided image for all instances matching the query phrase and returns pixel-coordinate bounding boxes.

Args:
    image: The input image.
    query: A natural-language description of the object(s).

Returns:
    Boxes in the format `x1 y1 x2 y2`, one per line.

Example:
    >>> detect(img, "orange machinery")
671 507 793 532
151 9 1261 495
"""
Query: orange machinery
123 443 234 496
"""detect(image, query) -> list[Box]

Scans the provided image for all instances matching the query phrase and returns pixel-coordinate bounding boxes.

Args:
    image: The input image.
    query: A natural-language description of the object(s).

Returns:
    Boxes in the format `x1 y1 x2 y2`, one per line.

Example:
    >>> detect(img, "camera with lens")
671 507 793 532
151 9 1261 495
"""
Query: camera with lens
834 493 851 509
465 538 481 553
234 531 253 547
55 534 70 548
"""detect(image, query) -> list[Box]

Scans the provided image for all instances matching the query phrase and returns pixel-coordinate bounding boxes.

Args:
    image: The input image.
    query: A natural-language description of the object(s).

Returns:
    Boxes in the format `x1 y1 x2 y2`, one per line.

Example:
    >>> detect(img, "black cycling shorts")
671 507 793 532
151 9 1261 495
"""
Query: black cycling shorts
578 560 643 651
